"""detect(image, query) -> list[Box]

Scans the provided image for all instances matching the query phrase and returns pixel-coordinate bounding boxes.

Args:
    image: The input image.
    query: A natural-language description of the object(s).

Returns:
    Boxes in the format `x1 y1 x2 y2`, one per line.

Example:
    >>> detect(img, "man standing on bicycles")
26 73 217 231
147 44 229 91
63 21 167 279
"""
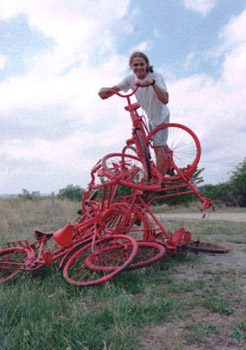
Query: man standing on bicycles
98 51 170 176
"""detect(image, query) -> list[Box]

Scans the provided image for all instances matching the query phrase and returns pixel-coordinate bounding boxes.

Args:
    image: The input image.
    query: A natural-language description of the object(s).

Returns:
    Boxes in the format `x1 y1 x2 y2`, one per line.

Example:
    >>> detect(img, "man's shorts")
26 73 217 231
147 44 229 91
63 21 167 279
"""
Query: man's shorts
149 119 169 147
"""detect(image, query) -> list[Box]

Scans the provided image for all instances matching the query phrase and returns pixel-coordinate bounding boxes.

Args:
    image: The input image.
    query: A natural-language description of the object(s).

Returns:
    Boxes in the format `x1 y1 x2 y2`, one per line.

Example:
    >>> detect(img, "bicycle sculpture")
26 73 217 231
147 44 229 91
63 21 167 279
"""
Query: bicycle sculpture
0 85 229 287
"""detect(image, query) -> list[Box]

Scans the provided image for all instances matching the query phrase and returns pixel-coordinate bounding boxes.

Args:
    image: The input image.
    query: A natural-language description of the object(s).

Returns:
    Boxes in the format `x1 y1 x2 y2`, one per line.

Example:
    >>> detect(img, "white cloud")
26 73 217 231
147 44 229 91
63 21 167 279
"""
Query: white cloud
0 1 132 114
129 41 149 55
184 0 216 15
167 10 246 184
0 54 6 70
220 10 246 46
1 1 245 193
184 52 195 69
0 0 138 193
218 10 246 89
0 1 131 76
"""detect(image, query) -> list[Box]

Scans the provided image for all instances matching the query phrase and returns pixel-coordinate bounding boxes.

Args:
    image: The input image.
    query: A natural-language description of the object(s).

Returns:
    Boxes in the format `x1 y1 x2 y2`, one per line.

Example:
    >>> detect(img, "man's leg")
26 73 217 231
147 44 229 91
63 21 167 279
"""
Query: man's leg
153 145 169 176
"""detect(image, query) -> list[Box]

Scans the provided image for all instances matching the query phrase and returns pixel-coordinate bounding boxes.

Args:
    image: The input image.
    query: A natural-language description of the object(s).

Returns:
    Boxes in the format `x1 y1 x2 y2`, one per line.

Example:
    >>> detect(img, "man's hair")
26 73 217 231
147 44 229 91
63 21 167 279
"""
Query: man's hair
129 51 154 73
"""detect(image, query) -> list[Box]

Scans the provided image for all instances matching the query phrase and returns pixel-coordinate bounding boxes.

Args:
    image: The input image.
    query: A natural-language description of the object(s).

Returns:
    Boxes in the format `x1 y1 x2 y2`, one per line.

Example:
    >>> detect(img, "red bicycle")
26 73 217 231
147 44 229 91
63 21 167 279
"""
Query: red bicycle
0 196 168 286
99 85 214 215
0 84 228 288
0 219 140 286
103 85 201 186
81 157 228 255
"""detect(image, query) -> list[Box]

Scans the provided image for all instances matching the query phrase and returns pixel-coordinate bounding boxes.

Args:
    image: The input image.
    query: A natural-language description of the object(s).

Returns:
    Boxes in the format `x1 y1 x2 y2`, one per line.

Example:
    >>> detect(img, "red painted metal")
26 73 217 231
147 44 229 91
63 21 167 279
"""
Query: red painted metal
53 223 74 247
63 235 138 286
0 84 228 286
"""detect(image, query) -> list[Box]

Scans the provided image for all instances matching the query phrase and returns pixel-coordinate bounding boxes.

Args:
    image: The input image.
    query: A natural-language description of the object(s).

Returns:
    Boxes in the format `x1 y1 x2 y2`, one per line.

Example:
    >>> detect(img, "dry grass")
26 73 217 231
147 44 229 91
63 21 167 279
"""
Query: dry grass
151 201 246 214
1 198 246 349
0 198 79 243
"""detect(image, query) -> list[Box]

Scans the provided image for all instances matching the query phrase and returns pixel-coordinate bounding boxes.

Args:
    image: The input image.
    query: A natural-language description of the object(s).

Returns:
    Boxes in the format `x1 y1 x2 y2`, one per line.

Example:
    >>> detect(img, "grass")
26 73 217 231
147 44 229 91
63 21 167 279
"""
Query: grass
1 198 246 349
230 321 246 340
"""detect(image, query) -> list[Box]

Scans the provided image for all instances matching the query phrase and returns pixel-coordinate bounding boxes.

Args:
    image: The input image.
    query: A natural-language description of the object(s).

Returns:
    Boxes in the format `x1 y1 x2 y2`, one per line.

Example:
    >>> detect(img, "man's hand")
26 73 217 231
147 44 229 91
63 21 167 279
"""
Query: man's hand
98 86 120 99
98 88 111 99
138 79 154 88
137 79 169 104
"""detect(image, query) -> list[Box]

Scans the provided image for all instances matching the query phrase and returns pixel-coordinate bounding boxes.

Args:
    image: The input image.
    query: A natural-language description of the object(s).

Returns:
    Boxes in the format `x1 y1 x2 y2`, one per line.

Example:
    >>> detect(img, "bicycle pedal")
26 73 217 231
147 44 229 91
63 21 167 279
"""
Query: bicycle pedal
43 251 53 264
134 218 142 226
126 139 134 146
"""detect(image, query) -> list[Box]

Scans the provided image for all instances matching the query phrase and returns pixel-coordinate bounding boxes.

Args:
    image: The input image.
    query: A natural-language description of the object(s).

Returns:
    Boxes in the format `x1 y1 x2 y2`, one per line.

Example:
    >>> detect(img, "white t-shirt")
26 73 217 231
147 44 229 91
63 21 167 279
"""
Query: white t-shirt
117 72 170 127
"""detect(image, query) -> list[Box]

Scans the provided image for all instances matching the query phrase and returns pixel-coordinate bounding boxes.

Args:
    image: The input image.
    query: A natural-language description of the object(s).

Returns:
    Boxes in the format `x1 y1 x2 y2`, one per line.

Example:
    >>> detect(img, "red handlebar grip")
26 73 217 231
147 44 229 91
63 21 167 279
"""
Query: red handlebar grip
108 84 139 98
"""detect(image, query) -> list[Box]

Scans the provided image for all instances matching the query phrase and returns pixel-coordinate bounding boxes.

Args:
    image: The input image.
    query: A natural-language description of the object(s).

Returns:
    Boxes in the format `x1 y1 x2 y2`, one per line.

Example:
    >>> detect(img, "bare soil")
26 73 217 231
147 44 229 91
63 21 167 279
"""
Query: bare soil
139 212 246 350
156 211 246 223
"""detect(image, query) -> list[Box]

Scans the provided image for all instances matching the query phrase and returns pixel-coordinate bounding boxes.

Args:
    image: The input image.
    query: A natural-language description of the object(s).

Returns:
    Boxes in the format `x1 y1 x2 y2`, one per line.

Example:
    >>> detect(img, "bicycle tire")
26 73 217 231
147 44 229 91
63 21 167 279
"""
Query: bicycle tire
146 123 201 183
63 235 138 286
126 241 166 270
101 202 152 239
59 240 92 269
122 145 137 156
0 247 28 283
135 129 152 180
86 241 166 271
102 153 162 191
182 241 229 254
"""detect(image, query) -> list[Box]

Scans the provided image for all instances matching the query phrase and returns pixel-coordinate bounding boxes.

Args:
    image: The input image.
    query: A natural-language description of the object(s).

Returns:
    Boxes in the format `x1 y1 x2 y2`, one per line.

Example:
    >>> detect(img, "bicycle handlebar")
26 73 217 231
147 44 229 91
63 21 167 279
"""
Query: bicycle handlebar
108 83 140 98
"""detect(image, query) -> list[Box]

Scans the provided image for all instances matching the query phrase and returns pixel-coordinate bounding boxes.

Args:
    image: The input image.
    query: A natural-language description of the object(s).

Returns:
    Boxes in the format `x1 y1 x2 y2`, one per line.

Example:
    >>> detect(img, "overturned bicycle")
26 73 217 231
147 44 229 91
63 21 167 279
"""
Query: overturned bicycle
0 86 229 286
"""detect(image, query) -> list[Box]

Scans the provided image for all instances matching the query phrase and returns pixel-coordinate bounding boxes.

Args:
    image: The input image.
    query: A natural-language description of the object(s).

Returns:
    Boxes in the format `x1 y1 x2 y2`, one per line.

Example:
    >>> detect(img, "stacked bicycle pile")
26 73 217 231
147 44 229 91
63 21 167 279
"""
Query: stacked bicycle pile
0 87 229 287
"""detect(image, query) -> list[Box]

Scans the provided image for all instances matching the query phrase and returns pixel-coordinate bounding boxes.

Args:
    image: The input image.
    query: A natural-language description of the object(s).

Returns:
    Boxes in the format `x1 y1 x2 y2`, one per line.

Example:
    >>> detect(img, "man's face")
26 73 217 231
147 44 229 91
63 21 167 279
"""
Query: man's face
131 57 148 80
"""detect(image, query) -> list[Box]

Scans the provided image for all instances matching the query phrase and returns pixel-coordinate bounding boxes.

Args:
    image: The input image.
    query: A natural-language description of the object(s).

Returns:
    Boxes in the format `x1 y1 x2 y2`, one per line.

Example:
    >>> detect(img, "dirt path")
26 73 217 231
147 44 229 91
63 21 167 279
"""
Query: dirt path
155 212 246 222
140 213 246 350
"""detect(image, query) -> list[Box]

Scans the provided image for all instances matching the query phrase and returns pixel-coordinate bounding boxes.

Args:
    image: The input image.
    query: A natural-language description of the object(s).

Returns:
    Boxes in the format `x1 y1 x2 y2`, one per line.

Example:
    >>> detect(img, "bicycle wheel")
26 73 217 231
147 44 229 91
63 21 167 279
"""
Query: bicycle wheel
101 203 152 239
122 145 137 156
0 247 28 283
63 235 138 286
86 241 166 271
135 129 152 180
182 241 229 254
126 241 166 270
146 123 201 183
102 153 162 190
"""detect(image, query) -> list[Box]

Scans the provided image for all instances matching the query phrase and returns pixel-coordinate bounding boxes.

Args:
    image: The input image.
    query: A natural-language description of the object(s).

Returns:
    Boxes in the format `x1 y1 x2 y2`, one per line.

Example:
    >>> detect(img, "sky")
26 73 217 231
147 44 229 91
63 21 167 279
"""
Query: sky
0 0 246 195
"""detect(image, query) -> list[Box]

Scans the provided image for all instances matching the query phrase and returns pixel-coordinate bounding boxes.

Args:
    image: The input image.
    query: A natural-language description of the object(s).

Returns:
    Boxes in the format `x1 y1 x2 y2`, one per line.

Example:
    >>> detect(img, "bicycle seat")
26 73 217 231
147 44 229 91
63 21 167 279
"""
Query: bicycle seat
34 230 54 240
53 223 74 247
125 102 140 112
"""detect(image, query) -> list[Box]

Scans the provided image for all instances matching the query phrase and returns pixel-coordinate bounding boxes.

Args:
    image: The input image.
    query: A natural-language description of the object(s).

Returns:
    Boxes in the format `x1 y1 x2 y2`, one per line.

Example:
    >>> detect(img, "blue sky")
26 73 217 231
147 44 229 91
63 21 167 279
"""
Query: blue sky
0 0 246 194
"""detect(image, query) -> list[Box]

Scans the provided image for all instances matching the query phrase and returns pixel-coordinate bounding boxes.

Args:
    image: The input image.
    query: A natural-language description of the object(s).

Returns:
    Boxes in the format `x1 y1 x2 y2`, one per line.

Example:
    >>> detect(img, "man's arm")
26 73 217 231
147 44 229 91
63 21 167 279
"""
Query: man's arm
152 81 169 105
139 79 169 105
98 86 120 100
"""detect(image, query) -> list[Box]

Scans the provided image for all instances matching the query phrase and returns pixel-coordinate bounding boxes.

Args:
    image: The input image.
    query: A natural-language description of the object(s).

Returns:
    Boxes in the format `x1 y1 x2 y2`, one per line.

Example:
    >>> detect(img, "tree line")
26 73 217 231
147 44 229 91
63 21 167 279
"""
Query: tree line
200 158 246 207
16 158 246 208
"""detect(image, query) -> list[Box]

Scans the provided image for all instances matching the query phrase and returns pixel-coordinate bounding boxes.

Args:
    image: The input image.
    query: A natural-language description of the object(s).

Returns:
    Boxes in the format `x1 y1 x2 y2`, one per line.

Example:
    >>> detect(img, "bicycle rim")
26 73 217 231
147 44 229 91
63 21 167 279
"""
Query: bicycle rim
126 241 166 270
101 203 152 239
147 123 201 182
0 247 28 283
102 153 162 190
86 240 166 271
183 241 229 254
135 129 152 180
63 235 138 286
122 145 137 156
